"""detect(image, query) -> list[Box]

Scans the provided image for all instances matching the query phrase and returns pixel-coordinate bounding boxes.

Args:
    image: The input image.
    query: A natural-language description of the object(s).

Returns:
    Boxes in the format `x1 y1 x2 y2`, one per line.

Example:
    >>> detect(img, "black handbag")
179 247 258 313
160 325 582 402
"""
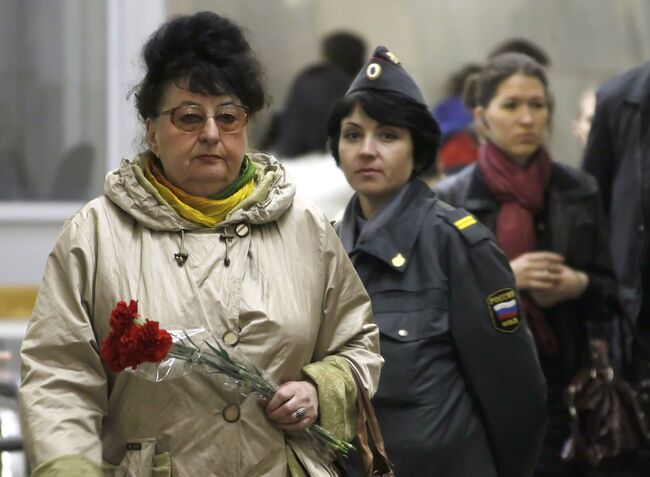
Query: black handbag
562 312 650 468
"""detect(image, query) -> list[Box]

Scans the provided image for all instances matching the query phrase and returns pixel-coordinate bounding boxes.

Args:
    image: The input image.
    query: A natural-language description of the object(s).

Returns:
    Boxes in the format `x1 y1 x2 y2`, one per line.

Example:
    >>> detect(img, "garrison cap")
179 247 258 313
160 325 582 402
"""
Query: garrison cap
346 46 426 106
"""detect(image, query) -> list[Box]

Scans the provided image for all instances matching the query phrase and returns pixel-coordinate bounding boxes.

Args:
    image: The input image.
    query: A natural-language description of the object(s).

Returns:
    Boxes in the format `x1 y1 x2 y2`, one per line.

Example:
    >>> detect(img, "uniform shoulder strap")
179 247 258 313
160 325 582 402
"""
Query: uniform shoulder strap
436 200 491 247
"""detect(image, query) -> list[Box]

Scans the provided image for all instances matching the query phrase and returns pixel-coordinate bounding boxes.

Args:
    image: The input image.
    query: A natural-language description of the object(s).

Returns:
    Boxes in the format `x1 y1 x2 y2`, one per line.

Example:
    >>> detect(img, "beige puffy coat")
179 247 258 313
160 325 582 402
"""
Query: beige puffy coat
19 154 381 476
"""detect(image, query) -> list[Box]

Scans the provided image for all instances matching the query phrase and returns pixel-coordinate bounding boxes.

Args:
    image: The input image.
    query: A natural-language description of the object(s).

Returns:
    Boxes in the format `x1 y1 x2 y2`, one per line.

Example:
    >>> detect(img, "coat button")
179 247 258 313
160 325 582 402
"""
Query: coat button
235 223 249 237
639 224 645 232
398 329 409 337
223 330 239 346
222 404 240 423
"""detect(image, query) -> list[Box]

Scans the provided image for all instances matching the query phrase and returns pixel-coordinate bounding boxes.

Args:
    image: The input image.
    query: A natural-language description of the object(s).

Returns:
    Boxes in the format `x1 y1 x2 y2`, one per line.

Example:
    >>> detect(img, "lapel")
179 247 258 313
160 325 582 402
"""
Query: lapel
339 179 436 272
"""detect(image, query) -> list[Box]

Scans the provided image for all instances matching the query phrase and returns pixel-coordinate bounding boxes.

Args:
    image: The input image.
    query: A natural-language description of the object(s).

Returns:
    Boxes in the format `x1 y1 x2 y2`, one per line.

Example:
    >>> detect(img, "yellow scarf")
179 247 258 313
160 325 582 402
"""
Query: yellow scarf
143 156 254 227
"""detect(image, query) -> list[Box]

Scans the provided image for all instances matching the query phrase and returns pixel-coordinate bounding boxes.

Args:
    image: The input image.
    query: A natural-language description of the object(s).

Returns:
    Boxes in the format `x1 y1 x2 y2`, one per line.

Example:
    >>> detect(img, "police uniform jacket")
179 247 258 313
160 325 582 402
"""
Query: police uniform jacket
436 162 619 385
582 61 650 325
337 178 547 477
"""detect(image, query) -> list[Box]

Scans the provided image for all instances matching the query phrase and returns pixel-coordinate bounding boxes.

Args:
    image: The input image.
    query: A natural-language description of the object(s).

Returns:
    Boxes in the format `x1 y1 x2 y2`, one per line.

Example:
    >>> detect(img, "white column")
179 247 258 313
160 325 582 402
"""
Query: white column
106 0 166 170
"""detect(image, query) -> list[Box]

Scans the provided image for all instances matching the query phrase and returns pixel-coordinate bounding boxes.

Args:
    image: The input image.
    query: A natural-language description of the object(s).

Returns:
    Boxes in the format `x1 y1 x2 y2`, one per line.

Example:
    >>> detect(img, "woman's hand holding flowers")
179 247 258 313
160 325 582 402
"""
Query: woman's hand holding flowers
260 380 319 432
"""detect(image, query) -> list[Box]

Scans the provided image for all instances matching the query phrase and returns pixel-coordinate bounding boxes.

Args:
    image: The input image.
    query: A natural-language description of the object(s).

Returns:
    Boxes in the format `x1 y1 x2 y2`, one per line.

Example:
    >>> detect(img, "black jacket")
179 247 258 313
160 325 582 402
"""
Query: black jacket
337 179 546 477
582 62 650 325
436 162 619 382
273 63 351 158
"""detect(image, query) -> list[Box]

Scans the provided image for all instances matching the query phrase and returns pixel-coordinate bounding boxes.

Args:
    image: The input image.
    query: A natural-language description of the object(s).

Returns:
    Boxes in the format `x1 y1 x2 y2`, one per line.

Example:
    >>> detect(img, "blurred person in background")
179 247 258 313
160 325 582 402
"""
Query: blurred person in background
431 63 482 176
432 38 550 182
262 31 366 220
18 11 381 477
436 53 619 477
571 87 596 147
470 38 551 142
582 61 650 354
488 37 551 67
328 45 547 477
264 31 366 158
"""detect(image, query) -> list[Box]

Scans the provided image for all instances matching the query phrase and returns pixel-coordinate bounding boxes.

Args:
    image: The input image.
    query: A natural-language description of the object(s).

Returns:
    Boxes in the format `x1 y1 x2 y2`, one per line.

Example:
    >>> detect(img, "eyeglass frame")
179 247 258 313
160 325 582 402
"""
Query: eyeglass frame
156 103 250 134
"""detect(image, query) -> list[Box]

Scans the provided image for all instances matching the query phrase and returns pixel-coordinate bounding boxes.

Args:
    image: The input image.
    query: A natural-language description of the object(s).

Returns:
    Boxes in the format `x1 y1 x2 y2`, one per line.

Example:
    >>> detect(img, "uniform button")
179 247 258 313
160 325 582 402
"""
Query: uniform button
639 224 645 232
222 404 240 423
536 222 546 231
398 329 409 337
223 330 239 346
391 253 406 268
235 223 249 237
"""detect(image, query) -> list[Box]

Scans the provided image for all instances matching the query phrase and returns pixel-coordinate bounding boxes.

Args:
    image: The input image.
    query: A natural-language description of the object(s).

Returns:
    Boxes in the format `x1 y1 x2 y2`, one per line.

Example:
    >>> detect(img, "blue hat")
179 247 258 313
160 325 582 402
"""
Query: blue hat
346 46 426 106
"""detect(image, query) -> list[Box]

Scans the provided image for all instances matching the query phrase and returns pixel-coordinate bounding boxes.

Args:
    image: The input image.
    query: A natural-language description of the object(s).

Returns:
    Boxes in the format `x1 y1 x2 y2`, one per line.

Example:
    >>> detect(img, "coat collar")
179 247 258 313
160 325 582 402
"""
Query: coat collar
457 162 596 211
625 61 650 109
339 178 436 272
461 164 499 212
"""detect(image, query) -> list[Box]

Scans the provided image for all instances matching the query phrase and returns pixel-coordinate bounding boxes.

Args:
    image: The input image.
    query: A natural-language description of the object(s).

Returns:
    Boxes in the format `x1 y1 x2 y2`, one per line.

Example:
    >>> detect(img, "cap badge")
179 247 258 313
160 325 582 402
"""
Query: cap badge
385 51 400 64
366 63 382 80
391 252 406 268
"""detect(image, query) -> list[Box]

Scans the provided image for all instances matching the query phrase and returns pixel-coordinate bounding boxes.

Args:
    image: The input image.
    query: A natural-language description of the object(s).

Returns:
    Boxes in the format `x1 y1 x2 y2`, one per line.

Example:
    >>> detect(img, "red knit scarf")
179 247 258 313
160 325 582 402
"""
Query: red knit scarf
478 140 558 354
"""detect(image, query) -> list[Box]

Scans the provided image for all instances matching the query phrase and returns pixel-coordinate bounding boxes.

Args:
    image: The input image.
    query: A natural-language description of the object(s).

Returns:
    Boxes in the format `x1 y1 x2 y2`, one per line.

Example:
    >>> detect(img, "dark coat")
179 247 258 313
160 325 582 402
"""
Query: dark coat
273 63 351 158
337 179 547 477
436 162 619 383
582 61 650 325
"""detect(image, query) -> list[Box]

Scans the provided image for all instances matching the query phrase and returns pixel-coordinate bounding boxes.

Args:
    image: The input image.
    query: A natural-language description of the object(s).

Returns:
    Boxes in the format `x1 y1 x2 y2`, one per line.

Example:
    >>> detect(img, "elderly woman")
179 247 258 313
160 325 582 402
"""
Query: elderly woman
327 46 547 477
436 53 619 477
19 12 381 477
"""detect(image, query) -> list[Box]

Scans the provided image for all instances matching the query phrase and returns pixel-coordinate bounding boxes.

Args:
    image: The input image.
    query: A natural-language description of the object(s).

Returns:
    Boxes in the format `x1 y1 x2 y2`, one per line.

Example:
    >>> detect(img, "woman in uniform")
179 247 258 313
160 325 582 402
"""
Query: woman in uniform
327 46 547 477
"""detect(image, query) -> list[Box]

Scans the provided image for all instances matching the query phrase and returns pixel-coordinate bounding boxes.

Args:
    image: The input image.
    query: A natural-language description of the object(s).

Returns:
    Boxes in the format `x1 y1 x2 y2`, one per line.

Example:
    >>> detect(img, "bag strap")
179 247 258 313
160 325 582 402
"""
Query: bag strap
350 367 394 477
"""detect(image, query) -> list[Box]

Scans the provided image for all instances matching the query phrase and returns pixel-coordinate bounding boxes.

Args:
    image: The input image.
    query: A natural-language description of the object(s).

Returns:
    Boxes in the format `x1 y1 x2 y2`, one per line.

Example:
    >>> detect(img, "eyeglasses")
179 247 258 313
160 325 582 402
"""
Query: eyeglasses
157 103 249 134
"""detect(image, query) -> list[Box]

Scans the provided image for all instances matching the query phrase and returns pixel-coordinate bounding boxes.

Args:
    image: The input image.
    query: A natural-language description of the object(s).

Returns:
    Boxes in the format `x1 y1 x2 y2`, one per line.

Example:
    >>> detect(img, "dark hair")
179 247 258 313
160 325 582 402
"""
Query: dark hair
488 37 551 67
463 53 552 117
134 11 266 122
322 31 366 77
447 63 482 97
327 90 441 175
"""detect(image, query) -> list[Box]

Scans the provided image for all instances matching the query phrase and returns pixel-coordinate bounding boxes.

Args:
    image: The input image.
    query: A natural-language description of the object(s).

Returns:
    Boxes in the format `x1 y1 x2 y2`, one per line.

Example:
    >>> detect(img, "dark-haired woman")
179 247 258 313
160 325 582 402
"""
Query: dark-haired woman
19 12 381 477
328 46 546 477
436 53 619 477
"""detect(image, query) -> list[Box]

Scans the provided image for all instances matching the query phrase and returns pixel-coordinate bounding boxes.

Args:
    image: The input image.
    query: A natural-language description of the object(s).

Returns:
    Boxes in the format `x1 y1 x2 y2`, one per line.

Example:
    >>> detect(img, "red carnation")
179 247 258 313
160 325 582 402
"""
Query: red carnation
118 323 145 370
100 300 172 372
137 320 173 363
110 300 139 333
100 335 123 372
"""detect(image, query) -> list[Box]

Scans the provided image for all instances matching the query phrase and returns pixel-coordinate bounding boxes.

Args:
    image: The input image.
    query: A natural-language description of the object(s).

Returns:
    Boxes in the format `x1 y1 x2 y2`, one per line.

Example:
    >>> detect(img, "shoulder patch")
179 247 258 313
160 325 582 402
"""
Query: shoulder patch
486 288 521 333
453 215 477 230
438 205 489 246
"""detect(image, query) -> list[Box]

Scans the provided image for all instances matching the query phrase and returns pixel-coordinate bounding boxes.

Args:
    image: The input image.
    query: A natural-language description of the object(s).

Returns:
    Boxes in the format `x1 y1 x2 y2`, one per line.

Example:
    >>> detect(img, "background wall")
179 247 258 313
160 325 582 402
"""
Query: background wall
1 0 650 292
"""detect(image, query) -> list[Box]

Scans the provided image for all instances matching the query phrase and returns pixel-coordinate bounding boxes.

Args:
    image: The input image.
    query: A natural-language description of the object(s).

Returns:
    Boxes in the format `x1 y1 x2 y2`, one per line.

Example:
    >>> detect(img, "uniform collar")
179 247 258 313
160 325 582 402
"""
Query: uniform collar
339 178 436 272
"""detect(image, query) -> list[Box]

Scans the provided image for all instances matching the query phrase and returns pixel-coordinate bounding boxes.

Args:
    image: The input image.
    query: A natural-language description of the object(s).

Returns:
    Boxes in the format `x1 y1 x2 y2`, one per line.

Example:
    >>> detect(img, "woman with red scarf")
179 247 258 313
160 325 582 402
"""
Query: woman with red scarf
436 53 619 477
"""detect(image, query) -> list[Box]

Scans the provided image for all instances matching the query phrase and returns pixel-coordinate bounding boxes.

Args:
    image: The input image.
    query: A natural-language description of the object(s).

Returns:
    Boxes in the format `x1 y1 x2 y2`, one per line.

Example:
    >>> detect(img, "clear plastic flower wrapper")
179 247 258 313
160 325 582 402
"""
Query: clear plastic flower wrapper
99 301 354 456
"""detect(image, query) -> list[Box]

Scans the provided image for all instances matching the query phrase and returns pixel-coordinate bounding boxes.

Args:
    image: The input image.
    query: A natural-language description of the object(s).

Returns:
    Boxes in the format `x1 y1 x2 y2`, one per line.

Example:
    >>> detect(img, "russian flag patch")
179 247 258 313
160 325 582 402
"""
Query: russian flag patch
486 288 521 333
